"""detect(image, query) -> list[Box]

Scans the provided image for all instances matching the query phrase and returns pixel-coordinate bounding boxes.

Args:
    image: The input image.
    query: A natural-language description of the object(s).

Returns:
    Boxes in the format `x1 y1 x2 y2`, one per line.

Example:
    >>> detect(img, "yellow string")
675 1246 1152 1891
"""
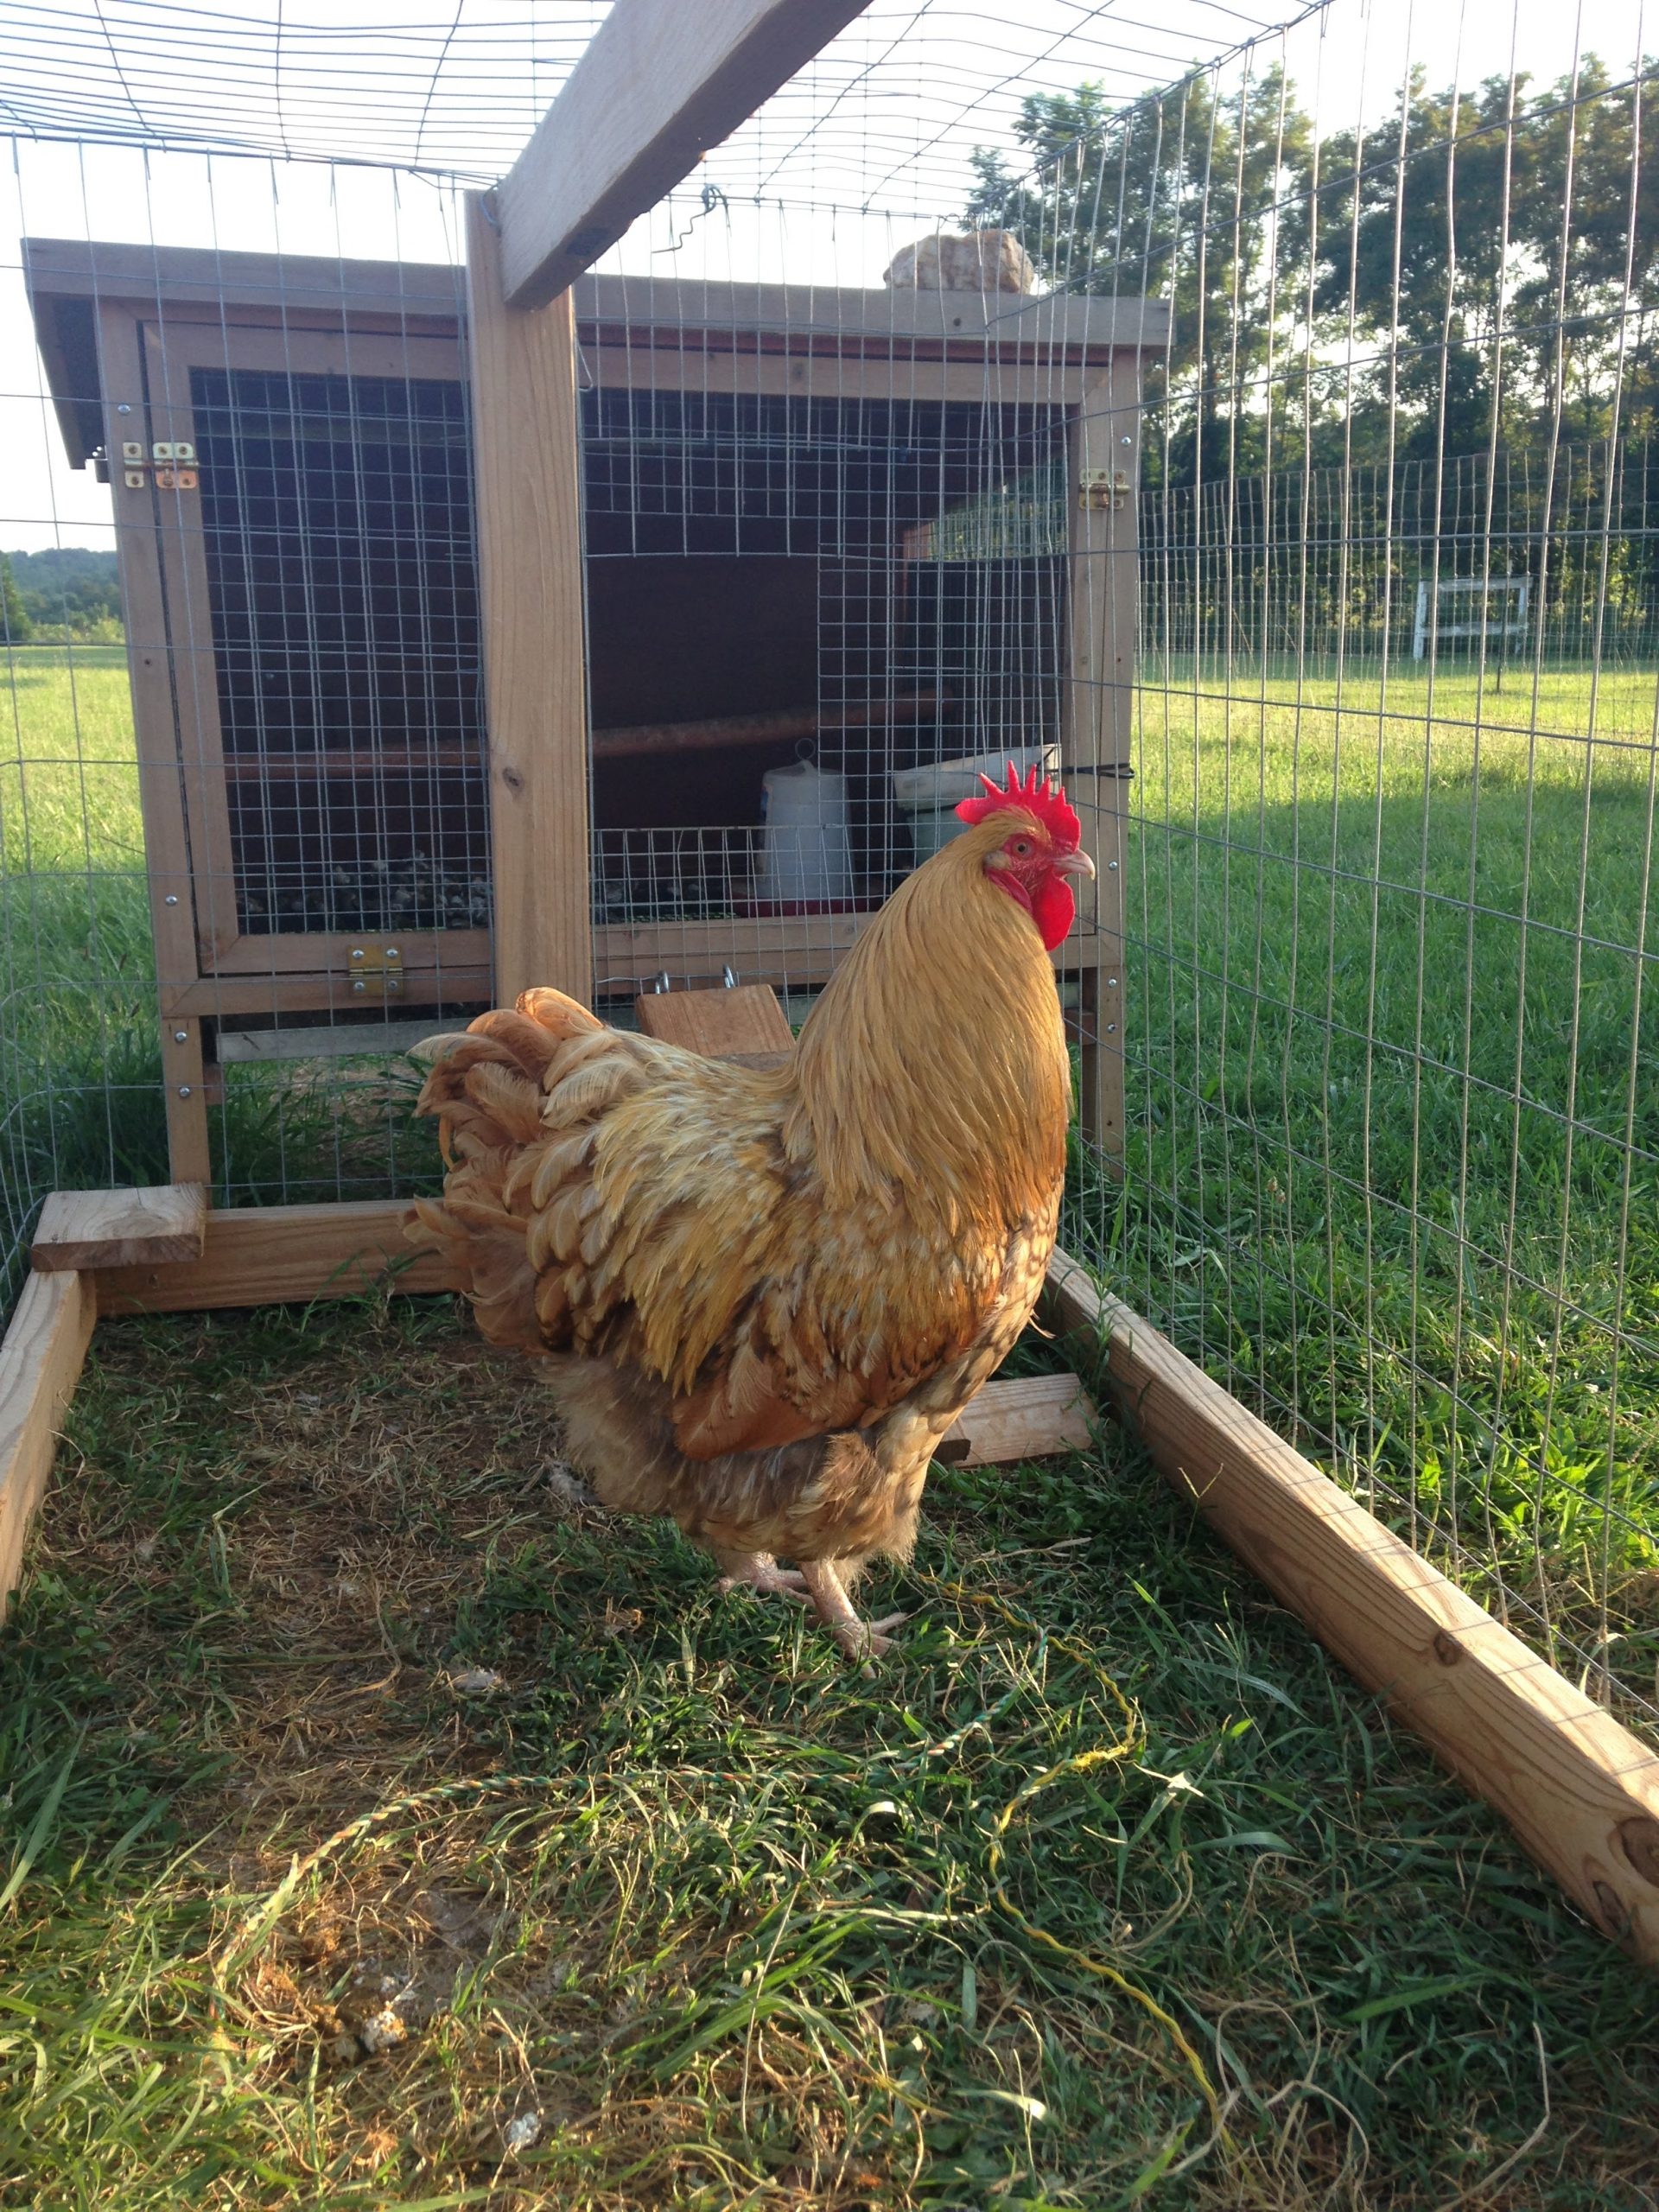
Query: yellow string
913 1569 1224 2129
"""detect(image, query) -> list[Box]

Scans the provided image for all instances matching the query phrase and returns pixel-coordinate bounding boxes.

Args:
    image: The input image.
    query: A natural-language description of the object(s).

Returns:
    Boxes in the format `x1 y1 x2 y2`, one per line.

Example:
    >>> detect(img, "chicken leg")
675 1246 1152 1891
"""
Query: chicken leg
798 1559 908 1661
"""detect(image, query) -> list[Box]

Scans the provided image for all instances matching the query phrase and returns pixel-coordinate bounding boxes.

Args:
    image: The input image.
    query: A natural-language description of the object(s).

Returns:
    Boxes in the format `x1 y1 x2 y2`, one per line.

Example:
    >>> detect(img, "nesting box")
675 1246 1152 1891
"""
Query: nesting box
24 237 1163 1179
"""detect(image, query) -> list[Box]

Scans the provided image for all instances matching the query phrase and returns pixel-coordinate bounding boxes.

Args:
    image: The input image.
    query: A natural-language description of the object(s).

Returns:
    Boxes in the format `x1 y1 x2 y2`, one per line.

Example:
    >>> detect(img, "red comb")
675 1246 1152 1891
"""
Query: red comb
954 760 1082 846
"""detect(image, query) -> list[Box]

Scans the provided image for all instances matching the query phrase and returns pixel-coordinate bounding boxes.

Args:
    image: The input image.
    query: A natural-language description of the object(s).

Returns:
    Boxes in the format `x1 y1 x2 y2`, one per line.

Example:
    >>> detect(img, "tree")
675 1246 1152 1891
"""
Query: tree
967 64 1317 487
0 556 33 644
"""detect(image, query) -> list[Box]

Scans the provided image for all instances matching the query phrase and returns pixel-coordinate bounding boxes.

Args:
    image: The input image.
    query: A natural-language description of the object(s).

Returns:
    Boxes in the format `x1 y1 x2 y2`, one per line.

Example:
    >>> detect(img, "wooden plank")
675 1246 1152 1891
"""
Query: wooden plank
95 1200 461 1317
217 1019 470 1065
162 965 493 1019
494 0 874 308
935 1373 1096 1469
96 301 214 1186
26 237 1169 359
1043 1248 1659 1963
196 925 492 979
584 342 1094 409
592 911 1106 1001
0 1271 98 1623
1060 361 1140 1160
635 983 795 1058
31 1185 207 1273
467 195 594 1009
160 1019 213 1185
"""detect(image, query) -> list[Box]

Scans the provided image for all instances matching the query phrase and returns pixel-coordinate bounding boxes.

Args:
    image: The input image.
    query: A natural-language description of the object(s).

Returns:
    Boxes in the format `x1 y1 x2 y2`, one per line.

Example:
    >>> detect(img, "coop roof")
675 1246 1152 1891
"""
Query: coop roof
23 233 1169 469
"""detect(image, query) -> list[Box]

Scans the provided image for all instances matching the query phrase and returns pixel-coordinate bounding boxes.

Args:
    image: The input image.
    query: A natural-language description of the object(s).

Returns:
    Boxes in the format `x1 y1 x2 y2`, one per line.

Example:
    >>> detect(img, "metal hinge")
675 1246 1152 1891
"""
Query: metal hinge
1077 468 1131 512
120 440 198 493
347 943 404 999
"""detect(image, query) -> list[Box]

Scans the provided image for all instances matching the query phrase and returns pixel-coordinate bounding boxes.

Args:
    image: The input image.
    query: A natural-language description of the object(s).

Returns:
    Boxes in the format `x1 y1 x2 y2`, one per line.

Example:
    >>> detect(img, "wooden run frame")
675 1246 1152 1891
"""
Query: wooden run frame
2 1192 1656 1964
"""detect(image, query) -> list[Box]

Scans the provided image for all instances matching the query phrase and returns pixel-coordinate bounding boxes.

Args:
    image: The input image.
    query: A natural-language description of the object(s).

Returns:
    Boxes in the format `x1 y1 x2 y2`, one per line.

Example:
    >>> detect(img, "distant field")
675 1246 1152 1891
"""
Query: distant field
3 642 1656 1712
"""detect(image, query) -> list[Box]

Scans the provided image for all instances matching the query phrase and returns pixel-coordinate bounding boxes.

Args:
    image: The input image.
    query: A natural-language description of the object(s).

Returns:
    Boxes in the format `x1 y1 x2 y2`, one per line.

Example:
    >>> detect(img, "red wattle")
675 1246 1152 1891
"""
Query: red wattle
1032 876 1076 950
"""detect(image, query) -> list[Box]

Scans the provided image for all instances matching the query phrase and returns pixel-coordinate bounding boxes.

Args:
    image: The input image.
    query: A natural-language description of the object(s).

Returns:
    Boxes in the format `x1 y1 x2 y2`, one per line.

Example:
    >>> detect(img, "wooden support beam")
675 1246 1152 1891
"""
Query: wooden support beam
1043 1248 1659 1964
495 0 874 309
96 1200 459 1317
1061 358 1140 1163
935 1372 1096 1469
31 1185 207 1273
467 194 594 1010
0 1270 97 1623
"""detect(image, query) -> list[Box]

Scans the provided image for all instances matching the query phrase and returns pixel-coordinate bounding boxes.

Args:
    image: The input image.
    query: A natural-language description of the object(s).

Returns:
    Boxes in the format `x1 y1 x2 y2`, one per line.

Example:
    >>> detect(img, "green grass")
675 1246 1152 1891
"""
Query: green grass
0 646 435 1284
1109 655 1659 1716
3 1294 1657 2209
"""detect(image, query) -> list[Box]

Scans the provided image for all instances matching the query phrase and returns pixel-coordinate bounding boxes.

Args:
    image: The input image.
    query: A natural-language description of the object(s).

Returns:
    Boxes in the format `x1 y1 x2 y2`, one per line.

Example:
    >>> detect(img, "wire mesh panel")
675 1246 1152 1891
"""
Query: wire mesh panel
965 5 1659 1730
192 365 488 937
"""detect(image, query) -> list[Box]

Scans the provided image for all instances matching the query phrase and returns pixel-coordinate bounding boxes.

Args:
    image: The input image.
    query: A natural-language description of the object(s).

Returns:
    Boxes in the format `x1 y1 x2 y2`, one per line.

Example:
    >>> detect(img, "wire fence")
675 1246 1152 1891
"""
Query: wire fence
0 0 1655 1735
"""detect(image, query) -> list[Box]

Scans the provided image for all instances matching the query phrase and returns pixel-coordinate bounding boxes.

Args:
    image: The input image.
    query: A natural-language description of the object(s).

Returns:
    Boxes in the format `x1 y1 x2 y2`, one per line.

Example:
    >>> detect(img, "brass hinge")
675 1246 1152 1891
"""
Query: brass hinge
1077 468 1131 512
119 440 199 493
346 943 404 999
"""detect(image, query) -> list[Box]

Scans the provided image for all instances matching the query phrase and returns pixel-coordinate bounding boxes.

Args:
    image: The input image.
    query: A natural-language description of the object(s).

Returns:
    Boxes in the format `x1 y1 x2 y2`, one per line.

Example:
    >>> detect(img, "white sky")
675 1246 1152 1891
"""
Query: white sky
3 0 1649 552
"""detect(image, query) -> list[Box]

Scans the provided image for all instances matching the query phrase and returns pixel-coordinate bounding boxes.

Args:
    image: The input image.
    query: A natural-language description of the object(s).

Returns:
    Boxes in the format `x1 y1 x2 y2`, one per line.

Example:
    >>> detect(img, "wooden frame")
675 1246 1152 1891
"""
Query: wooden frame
4 1194 1657 1964
494 0 876 308
466 198 595 1006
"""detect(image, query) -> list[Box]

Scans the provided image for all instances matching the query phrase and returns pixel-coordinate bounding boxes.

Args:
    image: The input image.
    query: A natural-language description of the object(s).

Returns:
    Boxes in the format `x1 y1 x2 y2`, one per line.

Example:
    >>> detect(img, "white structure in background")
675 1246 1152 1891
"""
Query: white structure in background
1413 573 1531 661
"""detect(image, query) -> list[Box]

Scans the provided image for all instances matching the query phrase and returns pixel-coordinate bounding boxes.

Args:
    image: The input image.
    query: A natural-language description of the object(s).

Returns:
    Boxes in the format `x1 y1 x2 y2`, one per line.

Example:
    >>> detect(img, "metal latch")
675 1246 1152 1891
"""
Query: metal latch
119 440 198 492
347 943 404 998
1077 468 1131 512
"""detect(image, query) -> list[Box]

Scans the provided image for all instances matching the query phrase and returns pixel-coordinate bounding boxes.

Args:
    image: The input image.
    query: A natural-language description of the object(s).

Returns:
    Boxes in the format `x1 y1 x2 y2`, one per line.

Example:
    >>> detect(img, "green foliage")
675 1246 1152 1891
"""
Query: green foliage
1 557 33 645
3 549 123 641
969 55 1659 475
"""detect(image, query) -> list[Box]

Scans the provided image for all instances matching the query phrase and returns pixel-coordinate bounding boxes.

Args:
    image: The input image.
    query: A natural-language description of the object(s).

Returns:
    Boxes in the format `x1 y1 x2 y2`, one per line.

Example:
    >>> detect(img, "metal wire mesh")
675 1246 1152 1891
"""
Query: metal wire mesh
1 0 1655 1735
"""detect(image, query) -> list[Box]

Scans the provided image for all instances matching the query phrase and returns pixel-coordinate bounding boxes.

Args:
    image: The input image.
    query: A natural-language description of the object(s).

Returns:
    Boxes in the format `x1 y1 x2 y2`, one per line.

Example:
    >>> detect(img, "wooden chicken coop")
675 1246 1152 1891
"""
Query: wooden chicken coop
23 232 1164 1187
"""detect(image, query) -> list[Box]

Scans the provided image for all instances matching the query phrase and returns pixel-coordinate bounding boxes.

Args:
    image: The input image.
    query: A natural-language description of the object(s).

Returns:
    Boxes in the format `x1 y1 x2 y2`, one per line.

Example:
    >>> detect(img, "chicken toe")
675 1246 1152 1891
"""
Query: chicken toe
715 1551 810 1602
799 1560 908 1661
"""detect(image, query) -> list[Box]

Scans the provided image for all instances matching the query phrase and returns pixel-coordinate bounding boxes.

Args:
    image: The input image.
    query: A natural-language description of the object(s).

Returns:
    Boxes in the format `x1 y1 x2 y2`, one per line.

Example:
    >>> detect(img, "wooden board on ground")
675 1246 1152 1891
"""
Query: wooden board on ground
936 1372 1096 1467
636 982 794 1067
1042 1246 1659 1965
31 1184 207 1272
96 1199 460 1316
0 1270 98 1621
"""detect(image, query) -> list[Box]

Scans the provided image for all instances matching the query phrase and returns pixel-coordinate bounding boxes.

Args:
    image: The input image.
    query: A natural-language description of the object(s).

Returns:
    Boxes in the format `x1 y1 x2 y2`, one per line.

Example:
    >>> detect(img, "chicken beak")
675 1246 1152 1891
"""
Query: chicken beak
1052 847 1096 880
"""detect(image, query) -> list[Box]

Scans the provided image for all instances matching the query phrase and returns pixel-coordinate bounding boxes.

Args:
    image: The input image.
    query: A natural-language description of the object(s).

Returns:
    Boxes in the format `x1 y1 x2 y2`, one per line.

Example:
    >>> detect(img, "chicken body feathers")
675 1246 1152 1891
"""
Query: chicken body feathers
410 814 1073 1570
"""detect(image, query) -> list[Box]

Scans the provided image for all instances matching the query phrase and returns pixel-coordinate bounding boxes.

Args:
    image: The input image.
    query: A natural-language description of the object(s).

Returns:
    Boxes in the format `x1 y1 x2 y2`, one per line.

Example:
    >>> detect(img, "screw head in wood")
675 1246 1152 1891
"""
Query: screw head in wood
164 894 179 905
178 1085 192 1097
174 1029 188 1042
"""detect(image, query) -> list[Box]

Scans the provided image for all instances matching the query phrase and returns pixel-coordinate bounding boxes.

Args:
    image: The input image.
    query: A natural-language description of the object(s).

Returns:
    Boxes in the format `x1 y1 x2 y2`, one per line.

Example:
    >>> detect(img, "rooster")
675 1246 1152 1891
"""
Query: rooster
410 766 1092 1657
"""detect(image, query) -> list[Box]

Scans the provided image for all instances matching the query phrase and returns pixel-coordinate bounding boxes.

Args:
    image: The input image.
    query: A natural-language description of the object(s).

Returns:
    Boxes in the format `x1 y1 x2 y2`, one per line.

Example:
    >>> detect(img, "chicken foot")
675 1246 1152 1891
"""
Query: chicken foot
715 1551 810 1602
798 1558 908 1662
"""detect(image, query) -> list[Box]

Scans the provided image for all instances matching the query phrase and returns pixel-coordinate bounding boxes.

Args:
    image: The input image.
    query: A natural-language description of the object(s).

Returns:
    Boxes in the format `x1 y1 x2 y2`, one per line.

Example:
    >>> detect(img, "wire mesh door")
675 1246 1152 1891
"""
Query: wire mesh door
136 318 488 986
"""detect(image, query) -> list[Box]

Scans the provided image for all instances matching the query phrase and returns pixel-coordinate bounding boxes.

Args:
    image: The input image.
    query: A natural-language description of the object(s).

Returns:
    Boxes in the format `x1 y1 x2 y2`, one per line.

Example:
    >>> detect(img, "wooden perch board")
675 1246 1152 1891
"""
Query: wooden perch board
1043 1246 1659 1963
935 1372 1096 1467
0 1270 97 1622
635 982 795 1065
31 1183 207 1272
496 0 875 308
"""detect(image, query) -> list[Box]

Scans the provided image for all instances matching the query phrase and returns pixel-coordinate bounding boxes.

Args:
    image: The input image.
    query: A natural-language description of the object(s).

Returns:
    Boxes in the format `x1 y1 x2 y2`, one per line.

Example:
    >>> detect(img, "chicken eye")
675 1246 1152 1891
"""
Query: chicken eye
1010 838 1033 857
